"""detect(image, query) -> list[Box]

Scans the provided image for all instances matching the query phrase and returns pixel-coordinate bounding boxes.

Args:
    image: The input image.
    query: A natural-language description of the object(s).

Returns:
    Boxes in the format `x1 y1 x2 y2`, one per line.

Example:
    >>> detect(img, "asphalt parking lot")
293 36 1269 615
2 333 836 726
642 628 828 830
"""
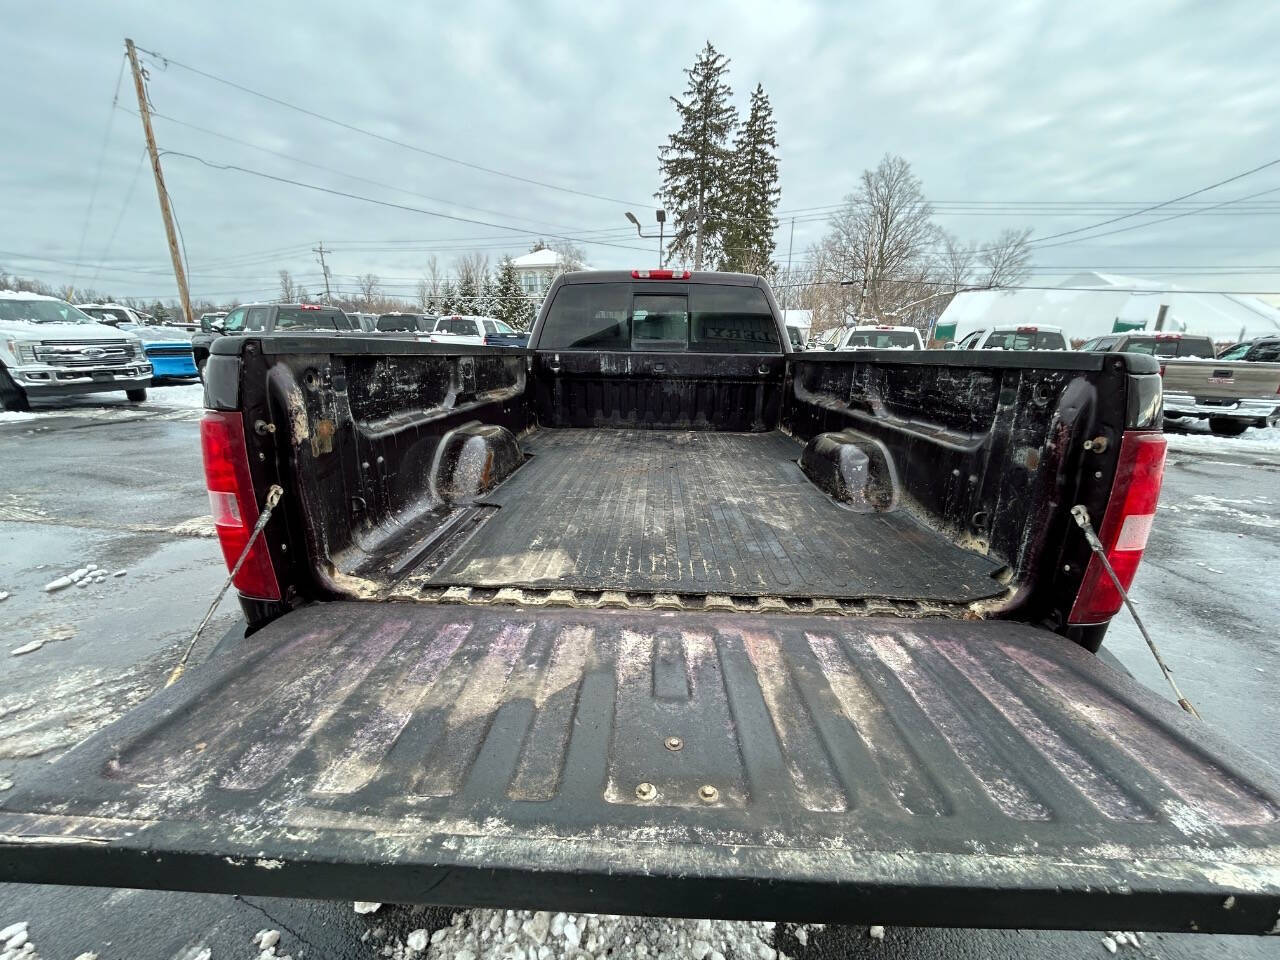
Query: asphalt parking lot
1 390 1278 960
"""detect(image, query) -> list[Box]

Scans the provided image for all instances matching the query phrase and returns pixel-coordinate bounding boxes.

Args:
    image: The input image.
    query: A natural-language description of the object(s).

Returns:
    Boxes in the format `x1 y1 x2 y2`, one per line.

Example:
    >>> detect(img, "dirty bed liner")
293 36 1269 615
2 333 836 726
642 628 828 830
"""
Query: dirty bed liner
2 602 1279 932
422 429 1005 603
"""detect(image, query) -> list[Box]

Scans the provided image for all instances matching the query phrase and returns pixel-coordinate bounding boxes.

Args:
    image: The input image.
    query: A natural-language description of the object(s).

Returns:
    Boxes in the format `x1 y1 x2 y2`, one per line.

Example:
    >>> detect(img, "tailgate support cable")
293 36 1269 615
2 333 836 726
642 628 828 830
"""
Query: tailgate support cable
165 484 285 688
1070 505 1200 719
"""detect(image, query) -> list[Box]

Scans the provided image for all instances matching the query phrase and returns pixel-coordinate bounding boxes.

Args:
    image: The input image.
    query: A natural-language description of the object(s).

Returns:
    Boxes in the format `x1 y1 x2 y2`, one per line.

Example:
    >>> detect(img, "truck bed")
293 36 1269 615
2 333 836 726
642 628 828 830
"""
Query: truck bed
3 602 1279 931
423 429 1005 603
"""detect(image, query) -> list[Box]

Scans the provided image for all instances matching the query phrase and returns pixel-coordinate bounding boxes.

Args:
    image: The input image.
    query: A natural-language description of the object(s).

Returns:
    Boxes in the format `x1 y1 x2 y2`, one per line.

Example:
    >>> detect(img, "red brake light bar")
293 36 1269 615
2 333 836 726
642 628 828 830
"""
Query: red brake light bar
1016 326 1038 332
200 411 281 601
300 303 322 311
632 269 691 279
1155 333 1180 340
1068 431 1166 624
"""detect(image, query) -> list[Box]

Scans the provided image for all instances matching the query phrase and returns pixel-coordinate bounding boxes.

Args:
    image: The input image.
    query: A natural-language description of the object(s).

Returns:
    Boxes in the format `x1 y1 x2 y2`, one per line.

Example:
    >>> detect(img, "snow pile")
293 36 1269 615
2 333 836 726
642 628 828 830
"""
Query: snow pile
1164 424 1280 456
0 411 40 424
0 920 39 959
1101 930 1142 952
252 928 291 960
391 911 785 960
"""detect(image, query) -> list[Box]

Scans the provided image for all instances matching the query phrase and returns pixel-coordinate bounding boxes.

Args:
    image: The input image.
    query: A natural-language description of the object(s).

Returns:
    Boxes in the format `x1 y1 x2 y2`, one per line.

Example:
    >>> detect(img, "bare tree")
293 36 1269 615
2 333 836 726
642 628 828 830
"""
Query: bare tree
455 253 491 297
548 240 586 277
820 154 938 320
421 255 444 311
278 269 297 303
357 273 381 307
978 227 1033 288
939 232 977 292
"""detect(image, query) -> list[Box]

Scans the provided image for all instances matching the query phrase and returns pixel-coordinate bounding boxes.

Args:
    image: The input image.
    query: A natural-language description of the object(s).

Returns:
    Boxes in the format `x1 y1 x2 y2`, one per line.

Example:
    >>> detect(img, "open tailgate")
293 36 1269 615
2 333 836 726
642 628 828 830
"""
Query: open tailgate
2 603 1279 933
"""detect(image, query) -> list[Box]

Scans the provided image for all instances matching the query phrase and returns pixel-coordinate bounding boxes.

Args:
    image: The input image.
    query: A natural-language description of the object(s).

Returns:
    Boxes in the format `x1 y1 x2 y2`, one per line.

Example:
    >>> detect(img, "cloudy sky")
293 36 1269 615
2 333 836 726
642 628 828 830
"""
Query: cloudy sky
3 0 1280 305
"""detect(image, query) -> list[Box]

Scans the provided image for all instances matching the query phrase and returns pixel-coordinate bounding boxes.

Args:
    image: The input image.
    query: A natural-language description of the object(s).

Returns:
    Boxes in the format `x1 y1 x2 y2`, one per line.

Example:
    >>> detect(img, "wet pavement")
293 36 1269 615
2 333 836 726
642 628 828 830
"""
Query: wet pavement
0 398 1277 960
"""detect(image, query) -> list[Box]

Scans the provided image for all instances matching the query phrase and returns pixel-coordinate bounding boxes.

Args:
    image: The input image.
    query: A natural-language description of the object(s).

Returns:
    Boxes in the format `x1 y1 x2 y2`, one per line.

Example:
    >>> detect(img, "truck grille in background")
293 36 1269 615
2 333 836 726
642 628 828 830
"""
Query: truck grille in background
35 340 139 367
145 345 194 358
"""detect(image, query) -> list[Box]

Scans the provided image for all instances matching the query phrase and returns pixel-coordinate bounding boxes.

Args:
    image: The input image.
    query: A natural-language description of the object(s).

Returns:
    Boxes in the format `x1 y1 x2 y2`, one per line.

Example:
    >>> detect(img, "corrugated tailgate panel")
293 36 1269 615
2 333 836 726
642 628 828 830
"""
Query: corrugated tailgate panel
2 603 1279 932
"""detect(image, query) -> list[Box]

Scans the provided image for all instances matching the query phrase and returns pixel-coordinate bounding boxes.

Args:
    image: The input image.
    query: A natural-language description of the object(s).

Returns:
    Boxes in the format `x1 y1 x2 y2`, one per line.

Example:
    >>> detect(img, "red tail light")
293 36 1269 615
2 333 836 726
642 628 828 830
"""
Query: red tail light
1067 431 1166 624
632 269 691 279
1158 363 1166 377
200 411 281 601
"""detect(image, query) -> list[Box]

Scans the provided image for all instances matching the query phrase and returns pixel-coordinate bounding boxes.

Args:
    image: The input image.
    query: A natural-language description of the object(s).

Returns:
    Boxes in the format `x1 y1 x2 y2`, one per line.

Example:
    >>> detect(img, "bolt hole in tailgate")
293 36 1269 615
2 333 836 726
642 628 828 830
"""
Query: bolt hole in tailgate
2 603 1279 933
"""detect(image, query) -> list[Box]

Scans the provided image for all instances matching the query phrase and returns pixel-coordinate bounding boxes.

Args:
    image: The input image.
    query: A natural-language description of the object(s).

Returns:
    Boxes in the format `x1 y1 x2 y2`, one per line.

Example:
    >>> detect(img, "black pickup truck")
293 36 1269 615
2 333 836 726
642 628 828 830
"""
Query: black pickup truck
191 302 356 374
3 270 1279 934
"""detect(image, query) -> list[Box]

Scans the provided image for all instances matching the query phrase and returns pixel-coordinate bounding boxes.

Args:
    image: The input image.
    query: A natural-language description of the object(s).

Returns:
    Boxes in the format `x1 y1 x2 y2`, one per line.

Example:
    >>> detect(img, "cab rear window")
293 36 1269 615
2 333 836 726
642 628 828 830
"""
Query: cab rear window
275 308 352 330
539 282 780 353
985 330 1066 350
1124 337 1214 358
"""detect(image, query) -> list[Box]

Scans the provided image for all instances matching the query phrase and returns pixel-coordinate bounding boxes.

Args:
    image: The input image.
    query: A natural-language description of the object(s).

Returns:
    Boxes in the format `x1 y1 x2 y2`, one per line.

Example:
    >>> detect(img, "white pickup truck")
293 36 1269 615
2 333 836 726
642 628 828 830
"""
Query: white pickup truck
0 291 151 411
818 323 923 350
427 314 528 347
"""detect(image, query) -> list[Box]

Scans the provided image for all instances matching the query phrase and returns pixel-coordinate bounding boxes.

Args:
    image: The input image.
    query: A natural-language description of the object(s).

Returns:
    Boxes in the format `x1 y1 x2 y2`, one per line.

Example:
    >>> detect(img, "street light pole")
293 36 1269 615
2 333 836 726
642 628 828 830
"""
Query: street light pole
626 210 668 269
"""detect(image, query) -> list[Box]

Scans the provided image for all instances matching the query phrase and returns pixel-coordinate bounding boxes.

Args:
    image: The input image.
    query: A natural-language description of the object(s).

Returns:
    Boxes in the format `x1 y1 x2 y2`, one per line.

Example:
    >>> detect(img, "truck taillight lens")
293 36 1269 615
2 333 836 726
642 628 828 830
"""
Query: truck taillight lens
200 411 281 601
1067 431 1166 624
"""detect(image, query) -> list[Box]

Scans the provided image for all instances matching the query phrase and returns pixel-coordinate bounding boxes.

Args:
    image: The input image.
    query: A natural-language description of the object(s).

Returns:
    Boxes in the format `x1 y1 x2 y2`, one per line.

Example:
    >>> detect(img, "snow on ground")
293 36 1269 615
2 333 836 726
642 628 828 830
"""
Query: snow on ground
0 383 205 424
385 910 791 960
1163 421 1280 455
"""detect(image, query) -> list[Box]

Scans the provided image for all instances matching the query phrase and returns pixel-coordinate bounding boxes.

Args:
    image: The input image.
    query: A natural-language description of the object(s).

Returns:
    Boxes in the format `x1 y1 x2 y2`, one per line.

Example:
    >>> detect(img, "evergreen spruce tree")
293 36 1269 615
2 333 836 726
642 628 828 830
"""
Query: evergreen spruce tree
439 280 458 315
721 83 780 274
455 272 478 315
479 271 497 317
493 257 532 329
658 42 738 270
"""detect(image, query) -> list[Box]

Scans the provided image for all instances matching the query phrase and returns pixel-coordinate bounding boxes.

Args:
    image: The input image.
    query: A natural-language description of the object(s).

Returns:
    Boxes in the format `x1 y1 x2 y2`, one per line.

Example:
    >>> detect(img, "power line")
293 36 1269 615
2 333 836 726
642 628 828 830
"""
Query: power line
133 43 649 208
1025 155 1280 246
71 53 128 288
157 148 656 254
136 106 612 236
90 148 149 284
1031 184 1280 251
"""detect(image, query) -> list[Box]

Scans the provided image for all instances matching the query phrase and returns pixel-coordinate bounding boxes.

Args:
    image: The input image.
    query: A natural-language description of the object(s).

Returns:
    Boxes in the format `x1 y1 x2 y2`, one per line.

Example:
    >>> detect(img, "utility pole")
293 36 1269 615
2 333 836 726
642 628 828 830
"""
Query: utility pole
313 242 333 303
124 38 193 326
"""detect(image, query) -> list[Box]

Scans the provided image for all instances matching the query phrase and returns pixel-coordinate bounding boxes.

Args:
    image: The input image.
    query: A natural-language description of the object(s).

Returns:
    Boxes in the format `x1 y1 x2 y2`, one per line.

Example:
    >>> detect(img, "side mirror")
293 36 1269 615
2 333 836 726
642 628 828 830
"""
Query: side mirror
943 341 957 350
823 342 836 351
200 318 212 333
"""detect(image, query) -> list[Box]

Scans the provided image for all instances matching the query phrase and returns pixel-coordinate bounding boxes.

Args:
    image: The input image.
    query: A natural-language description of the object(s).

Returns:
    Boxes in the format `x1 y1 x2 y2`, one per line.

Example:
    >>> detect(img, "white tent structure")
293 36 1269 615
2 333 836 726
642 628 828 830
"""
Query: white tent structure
937 272 1280 345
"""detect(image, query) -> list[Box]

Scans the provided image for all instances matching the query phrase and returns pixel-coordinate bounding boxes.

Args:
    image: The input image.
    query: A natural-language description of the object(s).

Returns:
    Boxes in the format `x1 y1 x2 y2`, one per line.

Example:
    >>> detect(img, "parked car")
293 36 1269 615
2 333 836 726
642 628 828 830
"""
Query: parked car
191 303 357 375
1217 335 1280 362
428 314 529 347
815 323 923 351
1080 331 1216 359
79 303 198 380
952 324 1068 350
346 312 377 332
0 291 151 410
13 270 1280 933
375 312 437 335
1081 332 1280 434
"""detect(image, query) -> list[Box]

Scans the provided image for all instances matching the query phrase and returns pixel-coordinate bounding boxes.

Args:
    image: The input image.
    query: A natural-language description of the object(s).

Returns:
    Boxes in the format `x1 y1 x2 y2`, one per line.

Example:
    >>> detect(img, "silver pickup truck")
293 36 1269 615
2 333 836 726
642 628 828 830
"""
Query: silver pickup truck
0 291 151 411
1082 331 1280 434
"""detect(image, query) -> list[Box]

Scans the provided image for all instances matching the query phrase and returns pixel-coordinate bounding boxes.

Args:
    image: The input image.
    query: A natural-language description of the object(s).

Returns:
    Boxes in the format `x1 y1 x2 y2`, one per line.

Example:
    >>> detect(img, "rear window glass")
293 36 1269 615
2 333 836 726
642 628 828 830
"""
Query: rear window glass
377 314 419 332
1124 337 1214 358
1249 343 1280 362
984 330 1066 350
844 330 920 349
275 308 350 330
689 285 779 353
539 282 780 353
632 294 689 350
540 284 631 349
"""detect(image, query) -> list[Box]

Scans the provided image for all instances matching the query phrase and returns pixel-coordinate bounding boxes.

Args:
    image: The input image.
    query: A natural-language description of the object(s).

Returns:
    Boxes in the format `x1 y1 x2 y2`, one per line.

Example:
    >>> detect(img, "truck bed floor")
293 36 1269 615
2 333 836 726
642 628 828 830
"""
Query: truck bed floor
427 429 1004 603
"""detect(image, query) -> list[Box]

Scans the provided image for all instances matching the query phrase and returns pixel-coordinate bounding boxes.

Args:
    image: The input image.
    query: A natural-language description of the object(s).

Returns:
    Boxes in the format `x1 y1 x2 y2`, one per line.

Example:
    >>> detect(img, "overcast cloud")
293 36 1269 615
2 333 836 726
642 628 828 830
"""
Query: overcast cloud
3 0 1280 303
